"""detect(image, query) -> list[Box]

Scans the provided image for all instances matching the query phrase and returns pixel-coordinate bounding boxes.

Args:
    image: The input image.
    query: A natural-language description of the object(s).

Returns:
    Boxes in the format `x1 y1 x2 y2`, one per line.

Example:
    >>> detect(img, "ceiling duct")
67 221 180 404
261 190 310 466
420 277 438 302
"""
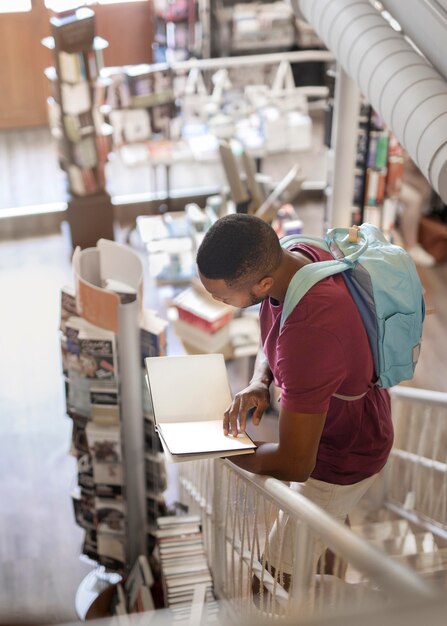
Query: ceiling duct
299 0 447 202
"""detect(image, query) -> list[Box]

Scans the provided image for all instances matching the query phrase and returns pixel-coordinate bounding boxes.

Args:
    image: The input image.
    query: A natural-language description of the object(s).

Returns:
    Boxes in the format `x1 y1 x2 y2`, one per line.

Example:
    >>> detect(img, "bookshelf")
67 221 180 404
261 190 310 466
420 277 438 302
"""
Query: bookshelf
152 0 204 63
43 7 114 248
350 102 404 233
60 239 169 585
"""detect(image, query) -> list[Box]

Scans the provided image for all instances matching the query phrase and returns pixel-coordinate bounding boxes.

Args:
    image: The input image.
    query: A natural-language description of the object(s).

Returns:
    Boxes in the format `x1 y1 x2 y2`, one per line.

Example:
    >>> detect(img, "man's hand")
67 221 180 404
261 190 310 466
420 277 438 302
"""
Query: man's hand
224 381 271 437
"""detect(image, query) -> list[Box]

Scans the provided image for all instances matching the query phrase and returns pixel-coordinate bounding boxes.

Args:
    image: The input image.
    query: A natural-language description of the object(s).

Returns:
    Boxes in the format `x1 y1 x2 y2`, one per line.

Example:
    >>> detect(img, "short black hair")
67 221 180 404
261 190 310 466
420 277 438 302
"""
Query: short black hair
196 214 282 286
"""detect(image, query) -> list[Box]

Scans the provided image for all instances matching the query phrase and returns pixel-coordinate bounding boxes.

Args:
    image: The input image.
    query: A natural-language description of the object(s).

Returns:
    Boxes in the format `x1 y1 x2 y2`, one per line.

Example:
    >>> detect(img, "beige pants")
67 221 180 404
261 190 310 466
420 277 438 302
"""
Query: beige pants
266 474 378 575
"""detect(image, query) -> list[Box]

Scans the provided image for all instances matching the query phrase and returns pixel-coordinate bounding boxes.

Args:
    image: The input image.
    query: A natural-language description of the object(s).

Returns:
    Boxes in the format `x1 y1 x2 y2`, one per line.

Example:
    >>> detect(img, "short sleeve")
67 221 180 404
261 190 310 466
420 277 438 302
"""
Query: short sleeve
276 322 347 413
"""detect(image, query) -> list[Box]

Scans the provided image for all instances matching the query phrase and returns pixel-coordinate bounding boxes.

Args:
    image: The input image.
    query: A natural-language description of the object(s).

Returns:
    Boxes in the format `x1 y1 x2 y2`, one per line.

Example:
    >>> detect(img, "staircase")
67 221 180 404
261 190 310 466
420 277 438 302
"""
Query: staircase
350 386 447 591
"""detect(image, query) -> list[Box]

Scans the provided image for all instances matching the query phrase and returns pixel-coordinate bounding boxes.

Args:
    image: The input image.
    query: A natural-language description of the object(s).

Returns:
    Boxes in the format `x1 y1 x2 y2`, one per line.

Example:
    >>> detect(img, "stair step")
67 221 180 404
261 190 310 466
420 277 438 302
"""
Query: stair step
351 518 411 541
369 531 439 556
395 547 447 574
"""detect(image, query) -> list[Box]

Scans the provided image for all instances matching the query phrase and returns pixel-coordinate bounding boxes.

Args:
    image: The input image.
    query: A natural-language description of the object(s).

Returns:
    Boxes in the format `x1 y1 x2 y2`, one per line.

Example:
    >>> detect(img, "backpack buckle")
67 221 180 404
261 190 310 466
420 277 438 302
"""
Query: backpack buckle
348 225 359 243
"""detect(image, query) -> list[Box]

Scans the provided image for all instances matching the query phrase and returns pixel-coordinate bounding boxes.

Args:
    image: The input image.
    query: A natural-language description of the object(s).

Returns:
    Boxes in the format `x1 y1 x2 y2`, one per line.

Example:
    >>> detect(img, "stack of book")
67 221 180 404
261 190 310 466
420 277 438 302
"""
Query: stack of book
172 285 234 355
155 515 219 622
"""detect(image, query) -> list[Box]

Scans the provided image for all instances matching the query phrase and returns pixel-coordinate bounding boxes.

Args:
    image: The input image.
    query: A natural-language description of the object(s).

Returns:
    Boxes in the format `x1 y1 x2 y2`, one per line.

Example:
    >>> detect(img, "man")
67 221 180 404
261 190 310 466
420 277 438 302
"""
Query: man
196 213 393 579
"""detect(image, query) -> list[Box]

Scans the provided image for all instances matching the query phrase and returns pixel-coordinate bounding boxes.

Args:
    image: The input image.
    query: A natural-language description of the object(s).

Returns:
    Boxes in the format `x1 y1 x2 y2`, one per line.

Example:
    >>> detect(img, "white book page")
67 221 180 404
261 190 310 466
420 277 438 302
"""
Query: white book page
159 420 256 455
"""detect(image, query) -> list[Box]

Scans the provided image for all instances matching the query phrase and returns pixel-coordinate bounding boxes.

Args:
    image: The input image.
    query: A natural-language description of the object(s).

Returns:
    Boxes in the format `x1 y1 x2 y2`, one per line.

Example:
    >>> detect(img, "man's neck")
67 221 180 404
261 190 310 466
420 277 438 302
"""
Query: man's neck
268 249 312 302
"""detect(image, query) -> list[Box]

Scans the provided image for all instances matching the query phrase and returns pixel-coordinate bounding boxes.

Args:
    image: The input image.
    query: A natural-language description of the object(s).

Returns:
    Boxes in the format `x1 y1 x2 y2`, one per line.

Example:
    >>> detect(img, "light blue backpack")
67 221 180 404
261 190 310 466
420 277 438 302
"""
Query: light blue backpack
280 223 425 389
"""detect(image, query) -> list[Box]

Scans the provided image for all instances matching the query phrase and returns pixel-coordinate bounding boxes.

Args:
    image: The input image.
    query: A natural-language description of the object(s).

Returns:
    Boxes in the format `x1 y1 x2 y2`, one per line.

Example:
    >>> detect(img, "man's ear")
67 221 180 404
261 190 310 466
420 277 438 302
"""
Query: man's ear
253 276 274 296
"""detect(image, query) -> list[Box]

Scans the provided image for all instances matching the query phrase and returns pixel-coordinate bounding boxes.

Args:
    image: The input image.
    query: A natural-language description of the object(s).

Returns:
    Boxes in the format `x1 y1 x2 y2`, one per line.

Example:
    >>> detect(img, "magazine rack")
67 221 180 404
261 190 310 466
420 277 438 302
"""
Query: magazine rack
66 239 155 617
72 239 146 567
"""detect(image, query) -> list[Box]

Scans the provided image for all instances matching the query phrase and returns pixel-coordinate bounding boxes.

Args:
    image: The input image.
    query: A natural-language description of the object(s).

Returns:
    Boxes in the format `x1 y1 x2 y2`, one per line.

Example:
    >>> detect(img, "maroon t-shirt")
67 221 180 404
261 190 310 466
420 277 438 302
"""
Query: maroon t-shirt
260 244 393 485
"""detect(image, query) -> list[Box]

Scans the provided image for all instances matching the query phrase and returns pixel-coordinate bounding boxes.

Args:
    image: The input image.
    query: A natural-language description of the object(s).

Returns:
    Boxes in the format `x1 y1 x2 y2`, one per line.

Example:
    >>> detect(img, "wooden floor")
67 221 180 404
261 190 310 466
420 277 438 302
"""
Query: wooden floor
0 125 446 625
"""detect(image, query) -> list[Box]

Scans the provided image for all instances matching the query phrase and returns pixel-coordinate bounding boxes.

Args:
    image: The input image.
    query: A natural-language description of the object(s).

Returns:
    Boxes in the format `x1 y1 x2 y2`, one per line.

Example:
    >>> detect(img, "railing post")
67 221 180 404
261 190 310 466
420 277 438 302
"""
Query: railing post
290 521 315 614
211 459 227 598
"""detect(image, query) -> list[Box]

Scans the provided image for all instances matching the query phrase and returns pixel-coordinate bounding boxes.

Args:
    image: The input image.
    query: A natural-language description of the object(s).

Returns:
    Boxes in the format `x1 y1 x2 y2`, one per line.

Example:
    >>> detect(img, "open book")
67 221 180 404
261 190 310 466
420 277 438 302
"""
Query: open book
144 354 256 463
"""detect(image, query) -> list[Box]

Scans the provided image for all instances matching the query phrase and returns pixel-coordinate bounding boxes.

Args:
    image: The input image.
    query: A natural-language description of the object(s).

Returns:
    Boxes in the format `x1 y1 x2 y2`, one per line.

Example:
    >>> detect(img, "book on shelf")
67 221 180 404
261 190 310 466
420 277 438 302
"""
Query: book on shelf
61 80 91 116
140 308 168 363
73 135 98 169
82 528 98 562
47 96 62 136
95 497 126 535
124 554 155 613
68 164 100 195
111 583 128 616
70 416 89 457
123 108 152 143
145 452 167 493
67 369 91 417
60 285 78 331
64 315 118 379
146 491 167 523
97 531 126 571
92 460 124 487
86 421 122 464
58 50 87 83
72 486 95 530
145 353 256 463
90 403 120 426
144 415 162 452
78 452 94 492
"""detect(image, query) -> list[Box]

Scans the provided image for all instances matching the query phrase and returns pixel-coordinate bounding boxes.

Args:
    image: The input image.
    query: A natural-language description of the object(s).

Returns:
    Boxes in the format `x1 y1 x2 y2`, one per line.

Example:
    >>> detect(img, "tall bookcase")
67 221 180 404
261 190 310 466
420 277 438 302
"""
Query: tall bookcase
43 7 114 249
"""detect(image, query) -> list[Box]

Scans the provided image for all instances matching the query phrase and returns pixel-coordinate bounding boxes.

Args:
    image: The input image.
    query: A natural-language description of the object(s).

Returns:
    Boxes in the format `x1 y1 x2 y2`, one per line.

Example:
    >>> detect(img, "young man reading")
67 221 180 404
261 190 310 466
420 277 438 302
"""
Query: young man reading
196 213 393 582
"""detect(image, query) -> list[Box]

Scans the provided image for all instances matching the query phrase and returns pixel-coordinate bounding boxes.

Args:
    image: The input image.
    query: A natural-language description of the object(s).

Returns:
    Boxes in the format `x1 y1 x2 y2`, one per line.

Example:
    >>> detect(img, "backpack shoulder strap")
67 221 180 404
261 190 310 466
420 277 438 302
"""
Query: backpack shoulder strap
280 259 353 329
279 227 370 329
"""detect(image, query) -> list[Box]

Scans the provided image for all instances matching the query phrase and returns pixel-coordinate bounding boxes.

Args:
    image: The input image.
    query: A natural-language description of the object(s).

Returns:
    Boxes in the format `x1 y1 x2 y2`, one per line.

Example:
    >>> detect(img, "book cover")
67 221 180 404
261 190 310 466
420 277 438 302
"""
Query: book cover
92 460 124 487
97 531 126 571
82 528 98 562
145 452 167 493
146 492 167 524
60 285 78 331
112 583 128 616
173 287 233 334
79 335 117 381
61 80 91 116
145 354 256 462
96 498 126 535
86 421 122 464
140 309 168 363
124 555 155 613
144 416 163 454
78 453 95 494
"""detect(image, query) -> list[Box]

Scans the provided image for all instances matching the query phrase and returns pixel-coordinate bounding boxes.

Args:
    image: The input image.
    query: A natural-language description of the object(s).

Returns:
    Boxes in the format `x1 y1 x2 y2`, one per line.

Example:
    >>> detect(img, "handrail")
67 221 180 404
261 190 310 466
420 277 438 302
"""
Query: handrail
221 459 435 601
391 385 447 406
103 49 335 79
172 49 335 72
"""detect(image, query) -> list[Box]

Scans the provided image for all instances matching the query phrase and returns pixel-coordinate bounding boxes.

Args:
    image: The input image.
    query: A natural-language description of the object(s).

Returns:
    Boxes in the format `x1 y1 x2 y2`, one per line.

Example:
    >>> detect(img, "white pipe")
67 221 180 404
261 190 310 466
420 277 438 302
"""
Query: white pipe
391 385 447 405
381 0 447 82
299 0 447 202
328 65 360 227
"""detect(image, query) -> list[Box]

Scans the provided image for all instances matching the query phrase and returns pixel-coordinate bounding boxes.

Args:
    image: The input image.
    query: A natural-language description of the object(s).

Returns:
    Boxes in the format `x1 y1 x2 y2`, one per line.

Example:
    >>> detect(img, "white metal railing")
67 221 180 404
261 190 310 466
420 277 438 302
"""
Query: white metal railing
179 456 434 622
379 387 447 540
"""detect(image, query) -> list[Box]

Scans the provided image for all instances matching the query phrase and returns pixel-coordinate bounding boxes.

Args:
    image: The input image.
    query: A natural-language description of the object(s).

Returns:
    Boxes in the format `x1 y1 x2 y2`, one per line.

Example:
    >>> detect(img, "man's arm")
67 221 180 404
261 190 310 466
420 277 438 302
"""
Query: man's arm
229 406 327 483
